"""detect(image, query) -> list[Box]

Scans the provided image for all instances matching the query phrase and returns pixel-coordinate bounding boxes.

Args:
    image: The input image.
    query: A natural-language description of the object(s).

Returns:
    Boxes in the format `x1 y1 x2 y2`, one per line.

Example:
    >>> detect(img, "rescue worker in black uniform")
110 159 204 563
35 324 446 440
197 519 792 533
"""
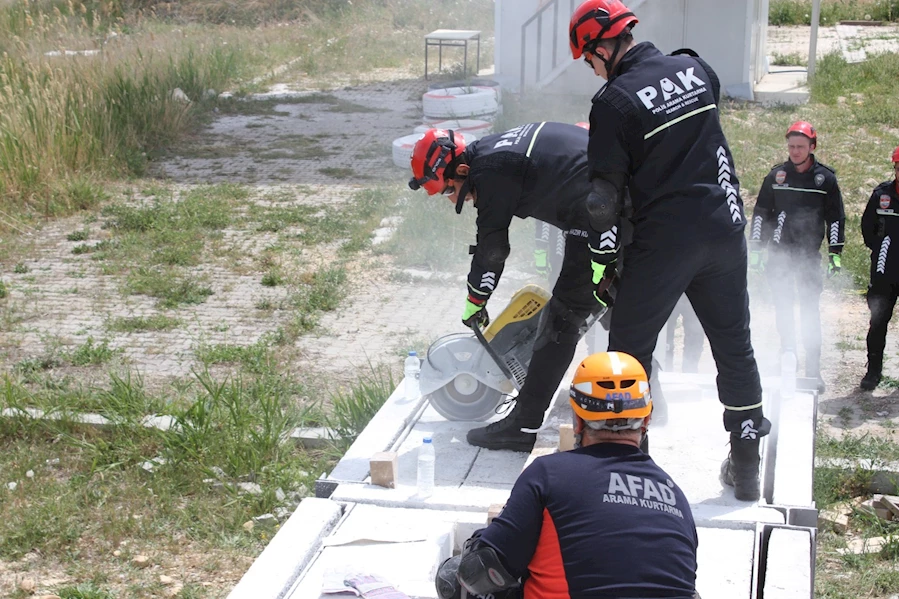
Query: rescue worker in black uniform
750 121 844 395
859 145 899 390
408 124 616 452
569 0 769 501
435 352 699 599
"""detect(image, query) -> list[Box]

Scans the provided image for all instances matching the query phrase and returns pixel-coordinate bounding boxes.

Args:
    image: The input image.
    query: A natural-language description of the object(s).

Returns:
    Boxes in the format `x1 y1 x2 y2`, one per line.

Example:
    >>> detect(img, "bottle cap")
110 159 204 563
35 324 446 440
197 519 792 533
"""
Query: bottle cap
423 437 432 444
408 351 417 356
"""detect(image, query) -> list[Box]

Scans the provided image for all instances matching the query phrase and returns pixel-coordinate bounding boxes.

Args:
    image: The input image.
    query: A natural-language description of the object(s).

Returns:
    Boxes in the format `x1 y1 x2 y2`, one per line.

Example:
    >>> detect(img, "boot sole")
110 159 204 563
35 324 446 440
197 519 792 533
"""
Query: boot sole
466 437 536 452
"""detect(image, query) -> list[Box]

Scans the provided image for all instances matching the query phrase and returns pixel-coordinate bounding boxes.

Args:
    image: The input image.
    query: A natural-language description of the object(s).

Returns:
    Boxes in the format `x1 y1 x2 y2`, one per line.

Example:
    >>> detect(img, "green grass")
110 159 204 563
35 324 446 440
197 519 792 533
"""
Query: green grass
68 337 120 367
125 267 214 309
326 363 395 451
108 314 182 333
13 262 29 274
769 0 899 25
0 280 6 299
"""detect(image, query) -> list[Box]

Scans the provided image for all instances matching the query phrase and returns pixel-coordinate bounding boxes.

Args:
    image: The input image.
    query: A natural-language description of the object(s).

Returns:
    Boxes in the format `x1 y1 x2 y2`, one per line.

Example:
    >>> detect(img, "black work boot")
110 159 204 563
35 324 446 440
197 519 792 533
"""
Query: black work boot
860 353 883 391
466 403 541 452
720 434 761 502
806 352 825 393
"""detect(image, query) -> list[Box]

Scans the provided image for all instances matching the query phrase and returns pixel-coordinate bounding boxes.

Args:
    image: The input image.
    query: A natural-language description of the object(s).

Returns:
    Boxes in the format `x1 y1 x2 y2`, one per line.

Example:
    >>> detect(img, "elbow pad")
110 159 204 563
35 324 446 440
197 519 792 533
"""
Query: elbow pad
481 238 511 265
587 178 621 232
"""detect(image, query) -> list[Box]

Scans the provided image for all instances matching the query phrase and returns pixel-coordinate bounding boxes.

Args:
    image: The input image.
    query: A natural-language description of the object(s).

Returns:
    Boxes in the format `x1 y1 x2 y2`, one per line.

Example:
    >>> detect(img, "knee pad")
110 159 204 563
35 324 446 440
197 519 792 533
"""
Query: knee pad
723 406 771 439
458 545 518 597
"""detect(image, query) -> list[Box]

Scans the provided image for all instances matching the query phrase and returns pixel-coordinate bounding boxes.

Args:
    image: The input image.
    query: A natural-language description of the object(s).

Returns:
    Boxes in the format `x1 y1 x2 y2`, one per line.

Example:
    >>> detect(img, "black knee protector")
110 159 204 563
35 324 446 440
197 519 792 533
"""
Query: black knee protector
723 406 772 439
533 297 584 351
587 179 621 233
436 556 463 599
458 544 518 597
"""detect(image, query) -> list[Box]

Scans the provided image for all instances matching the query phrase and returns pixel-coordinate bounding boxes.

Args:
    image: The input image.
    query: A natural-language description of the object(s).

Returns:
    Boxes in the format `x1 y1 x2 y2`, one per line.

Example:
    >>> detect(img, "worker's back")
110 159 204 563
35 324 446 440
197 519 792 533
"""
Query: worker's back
479 442 698 598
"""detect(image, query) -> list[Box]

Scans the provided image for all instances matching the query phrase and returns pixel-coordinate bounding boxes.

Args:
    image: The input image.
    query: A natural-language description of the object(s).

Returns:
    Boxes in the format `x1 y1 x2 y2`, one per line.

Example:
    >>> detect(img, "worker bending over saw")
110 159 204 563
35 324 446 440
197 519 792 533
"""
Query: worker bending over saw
435 352 700 599
409 123 639 452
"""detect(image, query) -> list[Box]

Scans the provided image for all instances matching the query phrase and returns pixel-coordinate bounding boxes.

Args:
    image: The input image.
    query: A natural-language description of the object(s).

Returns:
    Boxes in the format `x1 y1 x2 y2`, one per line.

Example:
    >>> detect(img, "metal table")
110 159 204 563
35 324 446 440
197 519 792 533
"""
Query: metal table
425 29 481 79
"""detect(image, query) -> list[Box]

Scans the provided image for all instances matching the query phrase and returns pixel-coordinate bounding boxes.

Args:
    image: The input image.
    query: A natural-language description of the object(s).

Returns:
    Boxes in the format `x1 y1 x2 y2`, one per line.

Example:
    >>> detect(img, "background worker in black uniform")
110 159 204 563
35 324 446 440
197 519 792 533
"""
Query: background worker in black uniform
435 352 699 599
750 121 845 393
408 123 615 452
859 145 899 390
569 0 769 501
665 294 704 373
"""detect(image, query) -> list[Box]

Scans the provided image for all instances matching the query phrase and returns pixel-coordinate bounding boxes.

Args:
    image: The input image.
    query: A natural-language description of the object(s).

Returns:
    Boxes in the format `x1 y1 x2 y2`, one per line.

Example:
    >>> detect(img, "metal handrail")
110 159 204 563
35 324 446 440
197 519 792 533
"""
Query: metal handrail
519 0 578 93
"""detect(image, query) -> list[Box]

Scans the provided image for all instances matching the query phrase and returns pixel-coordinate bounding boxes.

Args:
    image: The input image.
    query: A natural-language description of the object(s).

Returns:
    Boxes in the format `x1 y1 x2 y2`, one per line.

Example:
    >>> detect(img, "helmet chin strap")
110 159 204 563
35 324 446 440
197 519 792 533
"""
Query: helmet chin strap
599 36 625 82
455 179 472 214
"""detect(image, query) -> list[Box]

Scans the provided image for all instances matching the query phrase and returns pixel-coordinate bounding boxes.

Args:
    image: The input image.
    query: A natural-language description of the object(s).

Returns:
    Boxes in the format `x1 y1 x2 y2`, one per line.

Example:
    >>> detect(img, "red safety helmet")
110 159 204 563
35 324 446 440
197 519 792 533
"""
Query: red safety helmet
408 128 467 196
892 145 899 164
786 121 817 144
569 0 638 60
575 121 590 130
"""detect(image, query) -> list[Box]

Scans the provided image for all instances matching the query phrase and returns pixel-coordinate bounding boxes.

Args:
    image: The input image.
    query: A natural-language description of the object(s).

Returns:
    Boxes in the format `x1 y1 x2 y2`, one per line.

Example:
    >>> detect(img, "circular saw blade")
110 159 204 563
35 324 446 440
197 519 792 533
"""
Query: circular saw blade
426 376 504 422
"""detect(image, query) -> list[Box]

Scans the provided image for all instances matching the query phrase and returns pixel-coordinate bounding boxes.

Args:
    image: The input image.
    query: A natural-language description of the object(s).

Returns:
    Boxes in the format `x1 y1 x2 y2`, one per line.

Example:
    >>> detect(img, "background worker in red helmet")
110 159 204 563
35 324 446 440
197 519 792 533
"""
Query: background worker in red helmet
750 121 845 393
408 124 619 452
435 351 699 599
568 0 769 501
859 146 899 390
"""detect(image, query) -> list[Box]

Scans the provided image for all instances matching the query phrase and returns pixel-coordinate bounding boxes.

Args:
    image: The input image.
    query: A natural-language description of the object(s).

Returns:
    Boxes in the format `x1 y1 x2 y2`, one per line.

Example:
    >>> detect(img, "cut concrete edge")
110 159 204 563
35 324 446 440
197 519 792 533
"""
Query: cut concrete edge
763 527 813 599
327 388 429 483
772 392 816 507
227 498 344 599
330 482 513 513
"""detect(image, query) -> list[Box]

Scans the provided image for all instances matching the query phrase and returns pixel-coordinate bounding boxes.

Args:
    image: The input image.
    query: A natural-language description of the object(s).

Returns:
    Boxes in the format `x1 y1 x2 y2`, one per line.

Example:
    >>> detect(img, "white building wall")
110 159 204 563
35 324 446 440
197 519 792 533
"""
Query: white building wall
495 0 767 100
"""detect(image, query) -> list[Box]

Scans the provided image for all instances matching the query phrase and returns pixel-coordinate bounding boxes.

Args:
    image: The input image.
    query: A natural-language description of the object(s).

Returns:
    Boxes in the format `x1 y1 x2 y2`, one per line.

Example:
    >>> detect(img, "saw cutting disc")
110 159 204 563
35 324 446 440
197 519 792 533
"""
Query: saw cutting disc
427 375 504 422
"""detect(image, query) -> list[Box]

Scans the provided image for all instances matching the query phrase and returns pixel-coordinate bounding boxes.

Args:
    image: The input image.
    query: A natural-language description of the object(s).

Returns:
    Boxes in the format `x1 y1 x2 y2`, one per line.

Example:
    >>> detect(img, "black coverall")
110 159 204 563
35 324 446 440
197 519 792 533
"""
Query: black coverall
465 122 597 426
750 158 845 378
861 179 899 361
586 43 763 434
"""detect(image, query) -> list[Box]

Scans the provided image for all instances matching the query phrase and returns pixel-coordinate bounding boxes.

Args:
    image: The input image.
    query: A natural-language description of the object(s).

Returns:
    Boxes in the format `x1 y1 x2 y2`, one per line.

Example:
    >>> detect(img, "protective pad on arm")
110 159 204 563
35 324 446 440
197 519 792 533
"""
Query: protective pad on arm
458 545 518 597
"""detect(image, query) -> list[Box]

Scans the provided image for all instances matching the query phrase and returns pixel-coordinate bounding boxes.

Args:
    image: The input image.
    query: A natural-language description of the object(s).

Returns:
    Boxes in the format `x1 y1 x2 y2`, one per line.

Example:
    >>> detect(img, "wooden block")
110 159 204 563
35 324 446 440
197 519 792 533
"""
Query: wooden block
487 503 505 524
818 508 850 534
369 452 398 489
857 499 892 522
838 536 888 555
877 494 899 519
558 424 575 452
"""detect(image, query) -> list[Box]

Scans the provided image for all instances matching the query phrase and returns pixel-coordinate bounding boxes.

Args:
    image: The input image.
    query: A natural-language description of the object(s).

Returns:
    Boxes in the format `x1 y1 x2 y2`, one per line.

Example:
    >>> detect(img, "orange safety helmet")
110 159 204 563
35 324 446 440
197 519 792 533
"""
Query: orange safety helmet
786 121 817 144
892 145 899 164
569 351 652 430
408 128 467 196
569 0 638 60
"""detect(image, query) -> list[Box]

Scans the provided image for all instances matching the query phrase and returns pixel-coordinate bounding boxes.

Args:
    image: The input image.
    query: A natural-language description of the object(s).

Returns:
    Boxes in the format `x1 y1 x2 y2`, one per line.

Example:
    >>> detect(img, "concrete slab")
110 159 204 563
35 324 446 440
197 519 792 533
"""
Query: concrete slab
754 66 809 106
330 481 512 513
286 505 460 599
764 528 813 598
327 385 428 485
227 498 343 599
772 391 816 507
696 527 757 599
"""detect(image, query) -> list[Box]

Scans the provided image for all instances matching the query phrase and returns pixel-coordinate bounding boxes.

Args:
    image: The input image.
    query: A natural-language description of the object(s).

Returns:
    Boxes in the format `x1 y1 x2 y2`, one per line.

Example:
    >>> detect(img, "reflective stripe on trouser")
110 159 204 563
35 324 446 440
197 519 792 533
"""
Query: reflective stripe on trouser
607 233 762 421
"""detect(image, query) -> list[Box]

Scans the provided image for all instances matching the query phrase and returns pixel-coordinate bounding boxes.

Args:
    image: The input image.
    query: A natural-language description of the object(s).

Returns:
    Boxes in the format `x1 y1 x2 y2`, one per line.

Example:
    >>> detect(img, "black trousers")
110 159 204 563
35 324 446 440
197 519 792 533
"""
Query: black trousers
766 246 823 376
665 294 705 373
608 233 762 423
517 233 595 422
866 280 899 357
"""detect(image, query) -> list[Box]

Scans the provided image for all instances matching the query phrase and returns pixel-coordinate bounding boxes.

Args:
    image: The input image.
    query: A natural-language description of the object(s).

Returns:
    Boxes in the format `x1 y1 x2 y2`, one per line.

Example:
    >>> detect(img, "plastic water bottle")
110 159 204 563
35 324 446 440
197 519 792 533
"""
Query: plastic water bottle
781 350 797 399
404 351 420 400
417 437 435 497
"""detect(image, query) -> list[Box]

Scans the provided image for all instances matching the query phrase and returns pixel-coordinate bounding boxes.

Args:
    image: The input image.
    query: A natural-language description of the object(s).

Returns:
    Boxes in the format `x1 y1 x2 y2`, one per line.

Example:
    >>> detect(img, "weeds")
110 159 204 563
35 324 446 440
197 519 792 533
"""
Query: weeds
0 280 6 299
769 0 899 25
13 262 29 274
326 363 395 450
68 337 120 367
125 267 214 308
108 315 182 333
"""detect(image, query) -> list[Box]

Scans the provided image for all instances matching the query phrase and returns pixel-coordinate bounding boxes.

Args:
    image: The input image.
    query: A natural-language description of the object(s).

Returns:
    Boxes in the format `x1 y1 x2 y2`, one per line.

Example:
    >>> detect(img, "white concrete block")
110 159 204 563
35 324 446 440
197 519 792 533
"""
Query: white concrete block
327 386 428 484
331 482 511 514
696 528 756 599
764 528 812 599
772 391 815 507
287 504 456 599
227 498 343 599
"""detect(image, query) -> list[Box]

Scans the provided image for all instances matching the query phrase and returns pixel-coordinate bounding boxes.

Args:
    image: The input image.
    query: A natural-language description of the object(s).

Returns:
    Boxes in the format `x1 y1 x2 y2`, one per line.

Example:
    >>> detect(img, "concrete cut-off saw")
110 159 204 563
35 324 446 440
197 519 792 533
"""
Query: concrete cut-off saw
421 285 603 422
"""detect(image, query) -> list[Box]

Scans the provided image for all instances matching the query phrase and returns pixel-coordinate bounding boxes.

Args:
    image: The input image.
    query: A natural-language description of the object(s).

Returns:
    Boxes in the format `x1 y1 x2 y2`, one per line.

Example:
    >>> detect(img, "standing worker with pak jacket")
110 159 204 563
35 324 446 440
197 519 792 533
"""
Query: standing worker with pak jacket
749 121 845 393
859 145 899 391
568 0 769 501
